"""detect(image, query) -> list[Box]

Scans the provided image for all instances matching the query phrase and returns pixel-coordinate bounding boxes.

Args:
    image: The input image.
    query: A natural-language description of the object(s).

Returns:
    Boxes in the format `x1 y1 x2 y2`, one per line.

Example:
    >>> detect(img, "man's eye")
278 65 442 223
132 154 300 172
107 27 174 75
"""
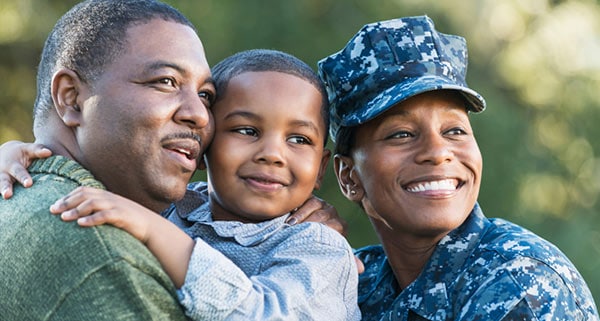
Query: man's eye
156 78 175 87
198 91 215 106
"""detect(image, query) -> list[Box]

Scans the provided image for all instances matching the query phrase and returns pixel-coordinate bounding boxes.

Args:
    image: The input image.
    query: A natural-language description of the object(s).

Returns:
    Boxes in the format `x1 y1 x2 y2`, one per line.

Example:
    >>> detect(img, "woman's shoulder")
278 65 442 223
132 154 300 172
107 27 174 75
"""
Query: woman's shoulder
482 218 567 262
354 244 386 263
477 218 582 283
354 245 388 280
472 218 595 310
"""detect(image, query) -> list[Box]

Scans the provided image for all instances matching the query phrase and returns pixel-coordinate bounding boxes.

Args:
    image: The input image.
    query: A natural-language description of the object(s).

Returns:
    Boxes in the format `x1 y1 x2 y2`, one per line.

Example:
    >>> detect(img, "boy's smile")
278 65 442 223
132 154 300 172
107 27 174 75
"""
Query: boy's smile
240 171 290 193
205 71 330 223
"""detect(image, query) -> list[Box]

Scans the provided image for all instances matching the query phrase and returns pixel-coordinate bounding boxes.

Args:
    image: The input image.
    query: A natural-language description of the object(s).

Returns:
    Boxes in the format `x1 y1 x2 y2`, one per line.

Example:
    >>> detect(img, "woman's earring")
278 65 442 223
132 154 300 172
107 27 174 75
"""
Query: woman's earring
350 190 357 195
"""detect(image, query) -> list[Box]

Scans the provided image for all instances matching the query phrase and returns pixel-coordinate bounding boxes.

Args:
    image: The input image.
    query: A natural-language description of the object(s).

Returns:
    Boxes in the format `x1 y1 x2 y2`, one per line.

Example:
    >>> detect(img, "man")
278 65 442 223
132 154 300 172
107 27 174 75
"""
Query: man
0 0 212 319
0 1 344 319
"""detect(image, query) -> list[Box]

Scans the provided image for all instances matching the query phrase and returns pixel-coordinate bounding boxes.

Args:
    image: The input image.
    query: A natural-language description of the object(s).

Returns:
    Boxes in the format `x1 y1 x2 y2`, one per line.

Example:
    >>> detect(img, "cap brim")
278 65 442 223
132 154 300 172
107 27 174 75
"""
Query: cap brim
341 75 486 128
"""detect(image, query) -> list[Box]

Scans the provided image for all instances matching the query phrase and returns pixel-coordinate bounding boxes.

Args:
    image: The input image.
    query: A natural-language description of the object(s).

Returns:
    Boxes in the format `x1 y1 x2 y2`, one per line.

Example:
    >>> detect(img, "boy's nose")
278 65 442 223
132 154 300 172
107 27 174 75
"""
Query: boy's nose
254 136 286 166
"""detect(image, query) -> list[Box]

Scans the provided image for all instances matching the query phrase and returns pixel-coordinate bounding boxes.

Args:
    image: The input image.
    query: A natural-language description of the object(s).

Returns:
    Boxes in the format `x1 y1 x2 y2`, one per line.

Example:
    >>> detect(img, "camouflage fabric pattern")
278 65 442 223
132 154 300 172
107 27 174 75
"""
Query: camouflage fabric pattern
354 203 600 321
318 16 486 142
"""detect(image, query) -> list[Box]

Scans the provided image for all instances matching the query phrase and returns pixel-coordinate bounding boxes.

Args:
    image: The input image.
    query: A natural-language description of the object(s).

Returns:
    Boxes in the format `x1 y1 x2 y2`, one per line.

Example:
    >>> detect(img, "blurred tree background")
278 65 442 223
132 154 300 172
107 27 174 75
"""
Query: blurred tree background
1 0 599 304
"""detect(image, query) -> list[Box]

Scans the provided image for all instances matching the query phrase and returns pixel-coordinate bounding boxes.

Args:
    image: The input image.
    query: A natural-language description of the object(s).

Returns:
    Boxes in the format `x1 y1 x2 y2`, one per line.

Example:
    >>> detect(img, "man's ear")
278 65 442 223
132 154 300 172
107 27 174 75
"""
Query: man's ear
313 148 332 190
333 154 363 201
51 68 85 127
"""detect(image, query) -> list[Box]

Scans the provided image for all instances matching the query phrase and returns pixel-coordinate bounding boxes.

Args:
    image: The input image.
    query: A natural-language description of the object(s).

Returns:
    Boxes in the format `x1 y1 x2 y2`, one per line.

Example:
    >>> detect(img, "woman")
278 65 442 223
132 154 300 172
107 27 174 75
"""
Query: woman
318 16 599 321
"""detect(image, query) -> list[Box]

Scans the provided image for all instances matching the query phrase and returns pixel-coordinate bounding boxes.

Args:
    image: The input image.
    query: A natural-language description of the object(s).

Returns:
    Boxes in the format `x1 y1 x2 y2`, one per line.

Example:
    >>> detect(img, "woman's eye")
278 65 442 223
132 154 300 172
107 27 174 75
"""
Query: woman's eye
288 136 311 145
446 127 467 135
387 131 413 139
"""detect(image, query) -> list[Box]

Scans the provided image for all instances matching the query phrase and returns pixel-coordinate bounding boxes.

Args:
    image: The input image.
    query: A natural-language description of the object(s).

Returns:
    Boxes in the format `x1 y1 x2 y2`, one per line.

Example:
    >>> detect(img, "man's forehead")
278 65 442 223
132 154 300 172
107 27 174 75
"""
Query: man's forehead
117 19 209 73
123 18 200 47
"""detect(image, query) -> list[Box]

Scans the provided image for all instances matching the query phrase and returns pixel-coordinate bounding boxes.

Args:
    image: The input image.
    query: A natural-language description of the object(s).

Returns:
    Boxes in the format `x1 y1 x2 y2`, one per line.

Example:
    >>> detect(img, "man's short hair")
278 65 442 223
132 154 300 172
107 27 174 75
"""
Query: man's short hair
33 0 195 128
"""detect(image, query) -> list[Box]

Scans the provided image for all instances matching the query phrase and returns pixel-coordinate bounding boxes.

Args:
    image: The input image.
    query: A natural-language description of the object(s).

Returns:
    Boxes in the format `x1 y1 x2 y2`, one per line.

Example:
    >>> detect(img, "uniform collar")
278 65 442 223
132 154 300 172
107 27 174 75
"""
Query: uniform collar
400 203 490 319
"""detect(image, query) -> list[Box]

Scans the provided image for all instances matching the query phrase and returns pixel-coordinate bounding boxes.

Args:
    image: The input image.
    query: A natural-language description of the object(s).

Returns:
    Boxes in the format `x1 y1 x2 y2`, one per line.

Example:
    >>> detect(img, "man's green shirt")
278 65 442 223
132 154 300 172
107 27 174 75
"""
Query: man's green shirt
0 156 187 321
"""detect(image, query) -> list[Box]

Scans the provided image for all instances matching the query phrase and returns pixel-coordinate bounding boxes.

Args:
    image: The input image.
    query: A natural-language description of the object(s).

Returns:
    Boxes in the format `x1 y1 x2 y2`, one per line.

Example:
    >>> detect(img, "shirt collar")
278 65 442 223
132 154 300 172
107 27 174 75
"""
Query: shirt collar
29 156 105 190
167 182 291 247
188 203 291 246
400 203 490 319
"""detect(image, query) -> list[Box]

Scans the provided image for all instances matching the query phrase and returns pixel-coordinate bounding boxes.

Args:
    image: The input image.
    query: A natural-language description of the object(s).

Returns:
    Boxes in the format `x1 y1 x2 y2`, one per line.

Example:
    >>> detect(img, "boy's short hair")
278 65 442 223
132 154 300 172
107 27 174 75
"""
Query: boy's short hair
211 49 330 145
34 0 195 129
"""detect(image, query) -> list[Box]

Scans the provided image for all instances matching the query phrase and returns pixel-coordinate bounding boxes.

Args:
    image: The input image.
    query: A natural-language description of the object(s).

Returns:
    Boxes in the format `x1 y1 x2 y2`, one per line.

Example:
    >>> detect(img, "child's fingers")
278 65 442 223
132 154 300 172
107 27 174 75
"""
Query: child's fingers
76 210 115 227
50 189 122 227
58 198 114 224
21 144 52 163
56 206 115 227
8 163 33 187
59 207 83 221
74 207 125 228
50 193 81 214
0 173 15 199
26 144 52 159
0 163 31 198
57 197 104 221
49 186 105 213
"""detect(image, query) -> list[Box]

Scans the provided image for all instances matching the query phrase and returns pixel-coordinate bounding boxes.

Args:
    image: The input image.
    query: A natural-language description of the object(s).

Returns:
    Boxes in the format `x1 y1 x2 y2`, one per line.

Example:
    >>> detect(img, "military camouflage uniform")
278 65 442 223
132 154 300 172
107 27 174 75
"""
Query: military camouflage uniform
318 16 599 321
355 204 599 321
318 15 486 143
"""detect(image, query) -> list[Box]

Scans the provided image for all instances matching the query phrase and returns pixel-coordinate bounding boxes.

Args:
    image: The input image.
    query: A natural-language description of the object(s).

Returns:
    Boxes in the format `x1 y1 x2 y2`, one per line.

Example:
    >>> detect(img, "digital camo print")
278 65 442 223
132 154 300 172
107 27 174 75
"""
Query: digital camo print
354 204 600 321
317 15 486 142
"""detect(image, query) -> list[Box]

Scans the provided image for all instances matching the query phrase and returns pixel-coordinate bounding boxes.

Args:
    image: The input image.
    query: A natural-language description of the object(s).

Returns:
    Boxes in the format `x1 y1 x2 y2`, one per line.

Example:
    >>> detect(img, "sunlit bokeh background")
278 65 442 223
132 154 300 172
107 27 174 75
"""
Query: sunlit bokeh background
1 0 599 305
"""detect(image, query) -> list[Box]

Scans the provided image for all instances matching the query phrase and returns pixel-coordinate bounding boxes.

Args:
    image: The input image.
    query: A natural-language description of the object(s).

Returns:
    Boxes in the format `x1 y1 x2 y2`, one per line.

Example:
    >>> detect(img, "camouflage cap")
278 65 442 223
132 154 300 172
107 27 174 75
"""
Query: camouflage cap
318 15 486 142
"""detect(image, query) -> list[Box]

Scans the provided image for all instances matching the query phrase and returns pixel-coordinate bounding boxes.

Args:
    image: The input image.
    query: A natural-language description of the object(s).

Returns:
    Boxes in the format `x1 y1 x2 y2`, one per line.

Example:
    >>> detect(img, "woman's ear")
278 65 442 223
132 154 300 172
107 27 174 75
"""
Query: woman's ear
313 149 331 190
51 68 85 128
334 154 363 201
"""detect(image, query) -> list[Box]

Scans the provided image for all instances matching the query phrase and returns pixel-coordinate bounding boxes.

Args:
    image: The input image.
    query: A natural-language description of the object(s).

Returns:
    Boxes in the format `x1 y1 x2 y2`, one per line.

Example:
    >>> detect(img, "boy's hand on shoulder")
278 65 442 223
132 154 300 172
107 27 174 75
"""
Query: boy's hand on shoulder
49 186 156 244
0 141 52 199
286 195 348 236
286 195 365 274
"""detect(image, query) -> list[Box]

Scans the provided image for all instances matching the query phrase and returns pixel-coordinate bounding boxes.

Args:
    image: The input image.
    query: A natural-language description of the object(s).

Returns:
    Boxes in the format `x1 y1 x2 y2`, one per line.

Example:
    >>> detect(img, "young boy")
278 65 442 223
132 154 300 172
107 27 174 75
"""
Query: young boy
0 49 360 320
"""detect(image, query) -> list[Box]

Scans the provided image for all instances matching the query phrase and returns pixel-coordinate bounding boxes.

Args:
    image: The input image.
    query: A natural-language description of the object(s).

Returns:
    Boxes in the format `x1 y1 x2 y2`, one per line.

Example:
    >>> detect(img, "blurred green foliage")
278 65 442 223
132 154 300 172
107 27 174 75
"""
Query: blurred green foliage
1 0 599 304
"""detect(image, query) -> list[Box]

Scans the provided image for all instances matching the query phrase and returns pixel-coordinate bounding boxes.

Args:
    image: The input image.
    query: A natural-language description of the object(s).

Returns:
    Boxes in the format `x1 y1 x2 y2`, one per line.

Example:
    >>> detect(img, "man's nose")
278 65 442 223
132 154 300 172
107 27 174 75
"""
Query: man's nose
175 91 211 130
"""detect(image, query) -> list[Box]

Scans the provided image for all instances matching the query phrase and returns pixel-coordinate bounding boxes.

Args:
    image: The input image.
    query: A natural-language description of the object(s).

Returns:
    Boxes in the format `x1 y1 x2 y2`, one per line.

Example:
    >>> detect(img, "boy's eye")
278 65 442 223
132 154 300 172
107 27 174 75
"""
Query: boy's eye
288 136 311 145
235 127 257 136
